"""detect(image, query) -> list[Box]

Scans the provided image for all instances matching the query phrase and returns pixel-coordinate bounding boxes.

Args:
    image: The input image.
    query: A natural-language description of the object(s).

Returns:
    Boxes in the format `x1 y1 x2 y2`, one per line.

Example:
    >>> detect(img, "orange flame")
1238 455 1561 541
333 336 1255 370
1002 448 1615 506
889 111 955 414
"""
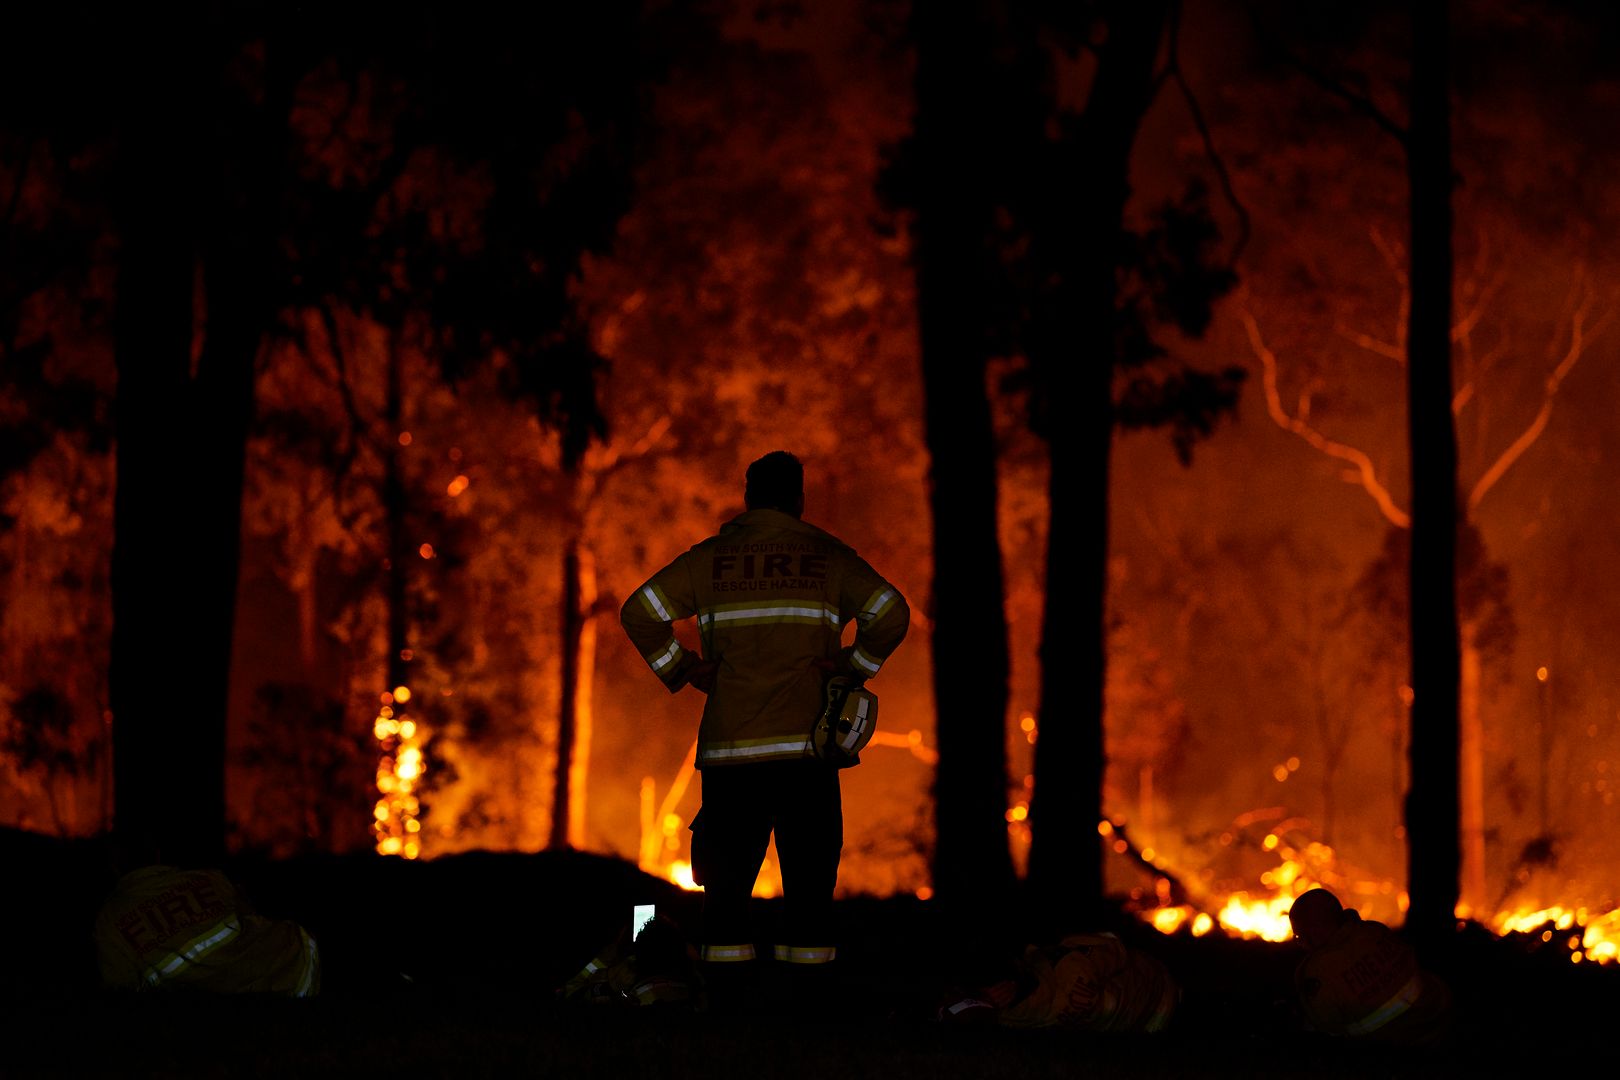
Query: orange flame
1128 822 1618 962
374 684 425 859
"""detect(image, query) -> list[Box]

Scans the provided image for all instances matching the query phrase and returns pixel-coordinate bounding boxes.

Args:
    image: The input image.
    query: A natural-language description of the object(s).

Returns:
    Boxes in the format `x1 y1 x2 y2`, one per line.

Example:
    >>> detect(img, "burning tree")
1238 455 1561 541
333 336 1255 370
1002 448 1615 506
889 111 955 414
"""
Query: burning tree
1000 2 1243 932
896 0 1020 923
1234 2 1614 933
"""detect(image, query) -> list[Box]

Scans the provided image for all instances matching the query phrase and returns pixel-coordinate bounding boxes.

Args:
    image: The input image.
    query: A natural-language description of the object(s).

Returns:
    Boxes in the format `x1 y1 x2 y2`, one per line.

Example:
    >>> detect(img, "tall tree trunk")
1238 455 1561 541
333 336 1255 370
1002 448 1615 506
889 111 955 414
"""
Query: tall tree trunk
111 28 290 866
110 44 201 862
910 0 1016 922
1403 0 1462 951
384 329 413 735
1459 620 1486 911
1025 0 1167 933
570 544 598 849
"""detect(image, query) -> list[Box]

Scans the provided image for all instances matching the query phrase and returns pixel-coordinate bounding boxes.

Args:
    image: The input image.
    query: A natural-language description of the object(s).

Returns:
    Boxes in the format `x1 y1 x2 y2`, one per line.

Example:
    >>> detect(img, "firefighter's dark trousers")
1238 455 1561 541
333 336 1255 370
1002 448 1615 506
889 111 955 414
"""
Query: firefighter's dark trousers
691 758 842 967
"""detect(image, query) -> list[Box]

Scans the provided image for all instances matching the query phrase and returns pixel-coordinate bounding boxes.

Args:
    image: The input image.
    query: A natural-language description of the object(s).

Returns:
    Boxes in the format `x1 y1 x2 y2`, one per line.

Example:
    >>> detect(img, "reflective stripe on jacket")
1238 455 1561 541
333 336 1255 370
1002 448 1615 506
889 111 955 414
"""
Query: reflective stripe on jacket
1294 912 1450 1042
94 866 321 997
621 509 909 768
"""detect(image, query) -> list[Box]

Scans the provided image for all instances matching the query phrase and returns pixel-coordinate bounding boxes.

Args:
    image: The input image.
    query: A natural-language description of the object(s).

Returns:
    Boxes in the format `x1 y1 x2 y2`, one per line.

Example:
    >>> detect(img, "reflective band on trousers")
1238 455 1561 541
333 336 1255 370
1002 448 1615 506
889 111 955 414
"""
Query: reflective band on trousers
632 977 689 1004
1345 974 1422 1035
774 944 836 964
701 943 757 963
947 997 995 1016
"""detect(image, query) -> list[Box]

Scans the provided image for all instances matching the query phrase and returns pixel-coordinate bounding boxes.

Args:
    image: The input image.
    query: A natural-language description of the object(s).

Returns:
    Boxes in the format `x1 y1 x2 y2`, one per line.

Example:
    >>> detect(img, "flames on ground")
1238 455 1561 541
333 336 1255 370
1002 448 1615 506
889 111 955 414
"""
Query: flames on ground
372 706 1617 963
1123 819 1620 964
372 685 425 860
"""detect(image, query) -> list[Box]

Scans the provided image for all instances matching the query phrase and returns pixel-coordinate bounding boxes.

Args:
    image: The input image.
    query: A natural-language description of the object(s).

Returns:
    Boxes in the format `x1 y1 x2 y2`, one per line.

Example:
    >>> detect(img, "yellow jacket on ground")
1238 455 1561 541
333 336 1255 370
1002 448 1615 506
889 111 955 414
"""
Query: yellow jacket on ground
621 509 909 768
1294 912 1451 1042
998 933 1180 1032
93 865 320 997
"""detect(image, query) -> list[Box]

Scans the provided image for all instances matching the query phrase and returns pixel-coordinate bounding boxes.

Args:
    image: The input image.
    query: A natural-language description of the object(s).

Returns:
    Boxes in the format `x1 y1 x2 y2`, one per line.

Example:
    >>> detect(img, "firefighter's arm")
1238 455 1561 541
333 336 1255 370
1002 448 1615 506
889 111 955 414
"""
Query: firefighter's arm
621 554 703 692
839 562 910 682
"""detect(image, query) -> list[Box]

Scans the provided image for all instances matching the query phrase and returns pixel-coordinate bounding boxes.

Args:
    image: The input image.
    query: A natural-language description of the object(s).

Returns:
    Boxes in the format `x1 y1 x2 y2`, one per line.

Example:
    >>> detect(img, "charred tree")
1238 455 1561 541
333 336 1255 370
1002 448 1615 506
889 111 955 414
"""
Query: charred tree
110 22 291 866
550 534 595 850
903 0 1017 922
109 35 197 864
1404 0 1461 952
1015 1 1242 932
1023 1 1169 932
1249 2 1601 930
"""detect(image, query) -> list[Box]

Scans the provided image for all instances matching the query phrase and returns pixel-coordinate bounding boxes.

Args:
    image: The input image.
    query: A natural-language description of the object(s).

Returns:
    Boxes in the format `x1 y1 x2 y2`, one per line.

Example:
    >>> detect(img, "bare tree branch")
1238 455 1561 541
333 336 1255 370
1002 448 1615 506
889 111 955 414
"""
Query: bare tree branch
1240 302 1411 528
1451 265 1507 347
1335 324 1404 362
1322 229 1400 362
1249 8 1410 149
1165 0 1251 265
1451 251 1509 420
585 413 673 480
1468 274 1613 512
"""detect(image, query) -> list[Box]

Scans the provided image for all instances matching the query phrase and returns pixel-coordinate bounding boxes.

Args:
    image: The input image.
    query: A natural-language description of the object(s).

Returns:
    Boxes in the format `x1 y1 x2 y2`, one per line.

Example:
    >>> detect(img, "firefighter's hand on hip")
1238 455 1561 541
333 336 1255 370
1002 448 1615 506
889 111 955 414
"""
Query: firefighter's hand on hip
812 656 862 686
687 659 719 693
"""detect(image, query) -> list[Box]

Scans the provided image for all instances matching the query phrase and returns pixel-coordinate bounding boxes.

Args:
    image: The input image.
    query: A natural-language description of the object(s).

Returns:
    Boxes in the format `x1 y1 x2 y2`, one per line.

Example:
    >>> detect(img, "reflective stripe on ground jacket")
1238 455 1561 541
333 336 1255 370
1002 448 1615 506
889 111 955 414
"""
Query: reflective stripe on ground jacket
621 509 909 768
94 866 322 997
1344 973 1422 1034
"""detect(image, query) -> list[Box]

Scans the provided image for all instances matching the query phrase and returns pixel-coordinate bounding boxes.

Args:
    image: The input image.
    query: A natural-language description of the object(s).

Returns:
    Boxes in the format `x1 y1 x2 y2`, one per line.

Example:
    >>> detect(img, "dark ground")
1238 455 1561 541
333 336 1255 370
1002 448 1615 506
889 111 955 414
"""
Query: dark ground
3 827 1614 1078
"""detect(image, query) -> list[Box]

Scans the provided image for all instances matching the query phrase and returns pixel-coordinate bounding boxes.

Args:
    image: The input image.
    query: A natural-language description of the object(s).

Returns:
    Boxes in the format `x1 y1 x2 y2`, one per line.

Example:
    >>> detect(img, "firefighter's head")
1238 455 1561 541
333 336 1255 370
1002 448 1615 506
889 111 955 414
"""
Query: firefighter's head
744 450 804 517
1288 888 1345 949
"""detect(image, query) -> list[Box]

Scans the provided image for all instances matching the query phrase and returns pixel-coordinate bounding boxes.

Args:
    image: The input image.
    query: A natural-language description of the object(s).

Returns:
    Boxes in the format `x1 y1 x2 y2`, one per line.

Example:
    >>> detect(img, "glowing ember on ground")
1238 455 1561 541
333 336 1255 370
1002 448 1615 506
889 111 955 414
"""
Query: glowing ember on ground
373 685 425 859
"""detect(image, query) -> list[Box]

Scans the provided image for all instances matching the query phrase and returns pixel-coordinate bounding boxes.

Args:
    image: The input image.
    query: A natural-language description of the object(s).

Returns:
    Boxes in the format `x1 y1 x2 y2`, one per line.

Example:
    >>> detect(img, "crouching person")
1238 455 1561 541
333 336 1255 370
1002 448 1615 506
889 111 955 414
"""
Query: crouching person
94 864 320 997
1287 887 1451 1044
559 914 703 1010
939 932 1180 1032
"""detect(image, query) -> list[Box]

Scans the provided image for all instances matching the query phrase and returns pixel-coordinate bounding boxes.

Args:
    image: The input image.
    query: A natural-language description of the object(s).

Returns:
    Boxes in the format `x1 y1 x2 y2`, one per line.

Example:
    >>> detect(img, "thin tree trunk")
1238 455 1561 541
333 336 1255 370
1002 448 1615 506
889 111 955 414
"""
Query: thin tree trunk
385 331 412 714
551 533 586 849
1404 0 1462 951
1459 621 1486 911
377 329 420 853
569 544 598 850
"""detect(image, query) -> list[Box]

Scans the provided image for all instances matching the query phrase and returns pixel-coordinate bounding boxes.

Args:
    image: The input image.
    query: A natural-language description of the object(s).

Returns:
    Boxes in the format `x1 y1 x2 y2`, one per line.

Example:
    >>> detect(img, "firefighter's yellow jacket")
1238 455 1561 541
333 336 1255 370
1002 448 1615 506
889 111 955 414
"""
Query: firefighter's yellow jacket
996 933 1180 1032
1294 912 1451 1042
559 919 701 1008
621 509 909 768
93 865 321 997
